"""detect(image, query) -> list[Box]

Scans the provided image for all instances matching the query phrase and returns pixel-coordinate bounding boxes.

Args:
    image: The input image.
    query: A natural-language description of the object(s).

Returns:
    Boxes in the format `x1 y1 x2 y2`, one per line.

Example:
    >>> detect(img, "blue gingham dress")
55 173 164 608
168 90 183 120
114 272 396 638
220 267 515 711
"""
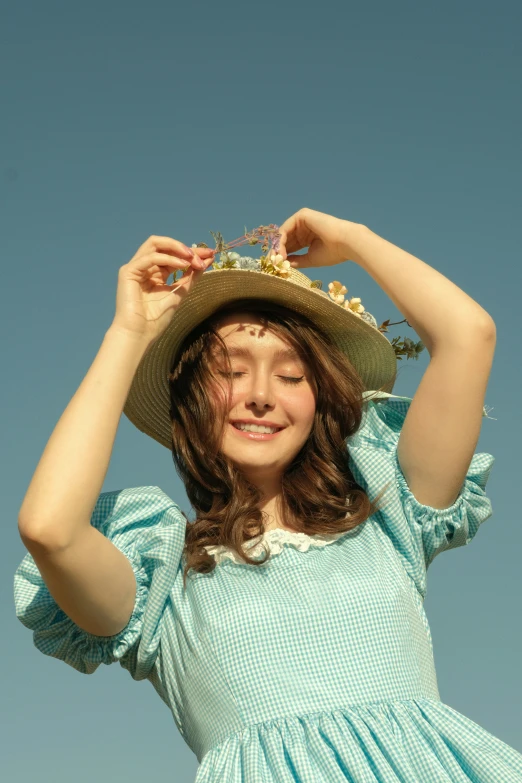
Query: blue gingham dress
14 394 522 782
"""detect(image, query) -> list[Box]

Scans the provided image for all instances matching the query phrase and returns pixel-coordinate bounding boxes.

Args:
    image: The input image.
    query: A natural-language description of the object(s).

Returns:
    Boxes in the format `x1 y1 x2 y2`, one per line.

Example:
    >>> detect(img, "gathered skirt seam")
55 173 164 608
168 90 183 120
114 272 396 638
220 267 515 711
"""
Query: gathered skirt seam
203 695 442 760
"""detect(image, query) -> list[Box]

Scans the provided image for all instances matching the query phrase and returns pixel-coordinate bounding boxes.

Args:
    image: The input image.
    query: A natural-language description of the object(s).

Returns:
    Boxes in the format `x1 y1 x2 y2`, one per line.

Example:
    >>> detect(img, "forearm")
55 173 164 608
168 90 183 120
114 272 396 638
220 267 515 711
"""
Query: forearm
342 223 495 355
18 326 150 547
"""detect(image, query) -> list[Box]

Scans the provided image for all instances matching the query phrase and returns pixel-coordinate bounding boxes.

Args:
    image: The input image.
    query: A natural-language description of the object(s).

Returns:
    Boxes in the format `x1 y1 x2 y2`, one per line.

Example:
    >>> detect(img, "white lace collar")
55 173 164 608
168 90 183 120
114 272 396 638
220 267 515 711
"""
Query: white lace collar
204 526 353 565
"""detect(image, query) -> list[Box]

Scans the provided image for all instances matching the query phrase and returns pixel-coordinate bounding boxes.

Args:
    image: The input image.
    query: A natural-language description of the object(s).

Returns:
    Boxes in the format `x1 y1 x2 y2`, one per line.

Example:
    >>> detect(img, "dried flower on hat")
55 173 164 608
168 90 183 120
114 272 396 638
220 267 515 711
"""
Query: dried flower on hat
196 227 291 278
262 253 292 278
328 281 348 303
326 282 365 316
210 250 263 271
343 297 365 315
358 310 378 329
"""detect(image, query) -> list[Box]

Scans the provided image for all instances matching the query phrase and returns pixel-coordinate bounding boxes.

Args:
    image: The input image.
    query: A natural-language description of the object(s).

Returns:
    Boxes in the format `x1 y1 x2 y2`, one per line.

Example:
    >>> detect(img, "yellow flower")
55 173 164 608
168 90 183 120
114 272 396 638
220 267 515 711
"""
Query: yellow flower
270 253 291 277
343 296 365 315
328 280 348 304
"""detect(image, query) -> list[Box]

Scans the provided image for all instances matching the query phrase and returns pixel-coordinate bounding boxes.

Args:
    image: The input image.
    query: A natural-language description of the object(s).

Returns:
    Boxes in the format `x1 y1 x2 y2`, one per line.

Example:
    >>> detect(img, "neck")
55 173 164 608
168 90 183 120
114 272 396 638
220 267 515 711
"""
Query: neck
258 484 294 532
241 470 294 532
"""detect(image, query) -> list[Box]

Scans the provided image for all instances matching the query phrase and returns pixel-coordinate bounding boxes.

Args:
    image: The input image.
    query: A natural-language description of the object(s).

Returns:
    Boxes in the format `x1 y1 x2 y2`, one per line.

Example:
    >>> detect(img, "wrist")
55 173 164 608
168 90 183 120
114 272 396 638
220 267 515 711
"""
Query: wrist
338 221 370 264
105 323 153 354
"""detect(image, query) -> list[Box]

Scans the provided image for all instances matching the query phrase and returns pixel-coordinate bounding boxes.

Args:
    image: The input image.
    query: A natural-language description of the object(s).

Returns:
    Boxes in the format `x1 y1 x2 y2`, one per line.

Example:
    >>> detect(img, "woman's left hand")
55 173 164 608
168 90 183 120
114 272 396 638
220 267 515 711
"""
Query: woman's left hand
277 208 360 269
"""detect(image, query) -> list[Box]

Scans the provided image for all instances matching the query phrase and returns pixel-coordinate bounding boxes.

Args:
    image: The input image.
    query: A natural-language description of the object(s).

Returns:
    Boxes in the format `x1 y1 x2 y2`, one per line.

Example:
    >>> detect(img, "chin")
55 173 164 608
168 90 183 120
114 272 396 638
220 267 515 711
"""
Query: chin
228 454 285 471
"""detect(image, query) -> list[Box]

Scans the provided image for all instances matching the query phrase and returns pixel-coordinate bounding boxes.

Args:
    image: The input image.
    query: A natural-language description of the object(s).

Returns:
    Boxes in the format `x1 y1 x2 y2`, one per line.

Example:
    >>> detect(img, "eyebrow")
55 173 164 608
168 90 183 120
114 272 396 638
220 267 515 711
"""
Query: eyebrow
224 345 303 362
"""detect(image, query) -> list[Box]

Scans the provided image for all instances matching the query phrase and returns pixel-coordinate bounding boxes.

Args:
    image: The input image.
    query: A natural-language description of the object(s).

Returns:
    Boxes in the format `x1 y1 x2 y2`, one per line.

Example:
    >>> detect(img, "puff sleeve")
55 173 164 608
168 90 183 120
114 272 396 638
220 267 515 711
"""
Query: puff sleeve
346 394 495 599
14 486 187 679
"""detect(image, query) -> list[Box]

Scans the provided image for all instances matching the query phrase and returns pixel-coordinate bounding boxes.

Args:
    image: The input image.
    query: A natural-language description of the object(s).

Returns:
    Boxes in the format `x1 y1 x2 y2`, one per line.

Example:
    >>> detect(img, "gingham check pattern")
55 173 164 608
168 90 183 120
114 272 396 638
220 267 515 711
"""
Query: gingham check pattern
14 396 522 782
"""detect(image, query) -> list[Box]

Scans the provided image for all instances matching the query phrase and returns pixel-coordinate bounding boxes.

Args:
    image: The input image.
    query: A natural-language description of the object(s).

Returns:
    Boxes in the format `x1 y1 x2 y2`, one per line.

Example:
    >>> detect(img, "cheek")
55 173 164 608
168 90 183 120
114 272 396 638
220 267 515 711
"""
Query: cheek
283 387 316 425
208 379 232 409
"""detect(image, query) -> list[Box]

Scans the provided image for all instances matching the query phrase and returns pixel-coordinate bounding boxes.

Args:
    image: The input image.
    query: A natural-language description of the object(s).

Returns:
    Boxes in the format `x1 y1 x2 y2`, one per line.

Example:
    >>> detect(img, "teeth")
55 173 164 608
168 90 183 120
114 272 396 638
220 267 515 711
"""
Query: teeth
234 423 280 434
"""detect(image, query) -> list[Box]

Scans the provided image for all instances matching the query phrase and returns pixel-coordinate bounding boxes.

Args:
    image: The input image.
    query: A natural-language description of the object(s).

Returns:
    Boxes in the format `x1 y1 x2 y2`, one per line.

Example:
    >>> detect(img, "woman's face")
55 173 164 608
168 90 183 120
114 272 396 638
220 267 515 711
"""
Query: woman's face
209 312 317 483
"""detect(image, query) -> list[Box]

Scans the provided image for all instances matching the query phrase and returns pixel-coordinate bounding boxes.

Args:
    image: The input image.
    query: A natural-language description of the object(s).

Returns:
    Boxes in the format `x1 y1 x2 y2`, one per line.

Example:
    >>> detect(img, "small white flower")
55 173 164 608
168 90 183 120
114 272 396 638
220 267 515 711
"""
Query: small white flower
218 250 241 266
328 281 348 304
343 297 365 314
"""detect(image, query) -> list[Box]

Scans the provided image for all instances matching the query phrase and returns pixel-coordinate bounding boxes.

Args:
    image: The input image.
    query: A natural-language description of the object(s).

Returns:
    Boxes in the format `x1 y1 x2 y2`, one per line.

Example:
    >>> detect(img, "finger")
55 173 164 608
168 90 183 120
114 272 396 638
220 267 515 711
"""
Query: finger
170 265 204 296
287 252 312 269
277 228 288 260
131 251 194 272
277 220 300 255
277 216 309 255
190 246 216 268
149 266 180 284
191 246 216 257
136 235 196 261
147 268 205 317
152 264 192 287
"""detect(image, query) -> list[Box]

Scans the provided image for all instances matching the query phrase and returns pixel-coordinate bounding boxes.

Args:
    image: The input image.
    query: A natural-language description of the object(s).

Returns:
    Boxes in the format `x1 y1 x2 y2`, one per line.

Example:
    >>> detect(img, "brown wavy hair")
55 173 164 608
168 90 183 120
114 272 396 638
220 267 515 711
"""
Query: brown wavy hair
167 299 397 587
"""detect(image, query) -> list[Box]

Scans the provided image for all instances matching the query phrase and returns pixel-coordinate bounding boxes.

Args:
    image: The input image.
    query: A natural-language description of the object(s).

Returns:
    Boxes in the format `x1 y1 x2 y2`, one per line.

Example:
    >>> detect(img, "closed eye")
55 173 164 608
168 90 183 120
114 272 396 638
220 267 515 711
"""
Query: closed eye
217 371 304 384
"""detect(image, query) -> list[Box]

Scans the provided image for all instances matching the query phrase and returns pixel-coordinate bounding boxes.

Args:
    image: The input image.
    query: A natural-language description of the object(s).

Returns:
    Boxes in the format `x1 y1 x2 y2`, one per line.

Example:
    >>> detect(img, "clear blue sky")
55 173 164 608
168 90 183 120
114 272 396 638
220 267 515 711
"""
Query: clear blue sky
2 1 521 780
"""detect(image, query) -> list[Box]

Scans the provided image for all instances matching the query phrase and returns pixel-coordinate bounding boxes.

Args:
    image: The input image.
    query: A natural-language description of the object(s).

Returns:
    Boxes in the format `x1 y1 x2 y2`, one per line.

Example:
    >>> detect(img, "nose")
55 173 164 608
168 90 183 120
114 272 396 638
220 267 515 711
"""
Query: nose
245 370 276 410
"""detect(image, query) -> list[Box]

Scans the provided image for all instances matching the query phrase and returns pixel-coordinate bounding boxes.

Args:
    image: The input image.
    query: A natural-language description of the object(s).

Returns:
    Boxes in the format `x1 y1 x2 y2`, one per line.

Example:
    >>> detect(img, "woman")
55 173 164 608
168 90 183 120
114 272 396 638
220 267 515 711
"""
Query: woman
15 209 522 781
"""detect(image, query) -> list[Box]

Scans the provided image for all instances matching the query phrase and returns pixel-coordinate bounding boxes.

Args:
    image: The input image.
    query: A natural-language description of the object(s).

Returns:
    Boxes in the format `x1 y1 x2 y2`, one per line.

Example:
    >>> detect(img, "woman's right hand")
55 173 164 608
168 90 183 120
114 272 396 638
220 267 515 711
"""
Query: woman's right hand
110 235 216 346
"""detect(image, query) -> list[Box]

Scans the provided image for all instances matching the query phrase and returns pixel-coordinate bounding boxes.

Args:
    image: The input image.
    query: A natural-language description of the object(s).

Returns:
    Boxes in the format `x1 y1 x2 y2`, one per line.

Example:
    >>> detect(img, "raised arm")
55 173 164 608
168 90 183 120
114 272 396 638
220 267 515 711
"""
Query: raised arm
17 234 212 544
16 236 213 637
18 326 150 546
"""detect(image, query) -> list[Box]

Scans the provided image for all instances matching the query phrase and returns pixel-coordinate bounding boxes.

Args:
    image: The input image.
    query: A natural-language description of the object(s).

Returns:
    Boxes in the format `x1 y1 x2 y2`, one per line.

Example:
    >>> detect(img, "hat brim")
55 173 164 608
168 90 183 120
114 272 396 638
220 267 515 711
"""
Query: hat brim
123 267 397 450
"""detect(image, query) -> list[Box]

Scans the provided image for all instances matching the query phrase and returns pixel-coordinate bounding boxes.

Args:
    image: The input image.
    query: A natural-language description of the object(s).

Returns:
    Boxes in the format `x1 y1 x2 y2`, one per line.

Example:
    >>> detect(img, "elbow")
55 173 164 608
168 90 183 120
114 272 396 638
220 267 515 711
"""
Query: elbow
473 312 496 339
18 517 63 550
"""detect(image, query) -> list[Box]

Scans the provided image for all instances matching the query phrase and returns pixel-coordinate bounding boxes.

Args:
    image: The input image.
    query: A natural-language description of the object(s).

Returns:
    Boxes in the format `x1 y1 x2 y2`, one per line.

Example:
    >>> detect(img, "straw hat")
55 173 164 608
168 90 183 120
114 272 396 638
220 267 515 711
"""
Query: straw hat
122 247 414 450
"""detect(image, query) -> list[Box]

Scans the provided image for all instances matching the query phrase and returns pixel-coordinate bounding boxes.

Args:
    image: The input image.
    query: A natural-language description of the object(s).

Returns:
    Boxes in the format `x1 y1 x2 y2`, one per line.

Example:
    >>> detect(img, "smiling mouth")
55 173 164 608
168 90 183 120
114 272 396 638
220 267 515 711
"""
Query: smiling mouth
229 422 285 438
232 423 284 433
